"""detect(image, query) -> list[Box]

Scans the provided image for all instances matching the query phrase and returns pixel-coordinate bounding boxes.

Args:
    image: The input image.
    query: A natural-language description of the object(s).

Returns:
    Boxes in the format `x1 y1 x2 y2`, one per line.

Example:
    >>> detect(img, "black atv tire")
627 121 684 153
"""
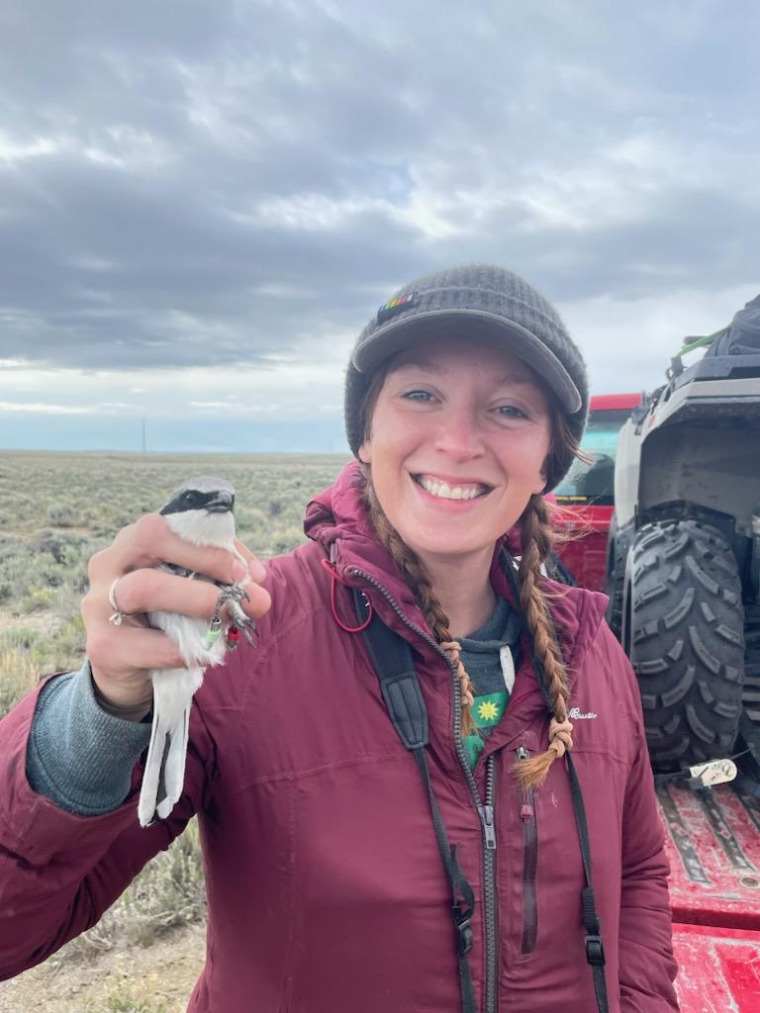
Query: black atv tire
605 514 631 641
623 520 745 772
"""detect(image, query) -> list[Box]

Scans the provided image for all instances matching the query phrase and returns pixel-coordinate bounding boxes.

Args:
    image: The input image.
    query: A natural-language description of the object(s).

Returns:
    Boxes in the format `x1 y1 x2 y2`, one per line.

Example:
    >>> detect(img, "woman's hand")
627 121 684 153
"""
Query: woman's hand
82 513 272 714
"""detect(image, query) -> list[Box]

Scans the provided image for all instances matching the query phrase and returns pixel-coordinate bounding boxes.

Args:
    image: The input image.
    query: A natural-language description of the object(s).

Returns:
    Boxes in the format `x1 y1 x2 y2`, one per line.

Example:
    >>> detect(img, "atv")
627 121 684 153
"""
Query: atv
607 296 760 773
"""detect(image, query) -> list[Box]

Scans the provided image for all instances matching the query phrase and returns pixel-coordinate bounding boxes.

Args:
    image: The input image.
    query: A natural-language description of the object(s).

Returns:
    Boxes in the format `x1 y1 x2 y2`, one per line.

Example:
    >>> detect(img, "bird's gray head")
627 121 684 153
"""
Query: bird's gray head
160 476 236 548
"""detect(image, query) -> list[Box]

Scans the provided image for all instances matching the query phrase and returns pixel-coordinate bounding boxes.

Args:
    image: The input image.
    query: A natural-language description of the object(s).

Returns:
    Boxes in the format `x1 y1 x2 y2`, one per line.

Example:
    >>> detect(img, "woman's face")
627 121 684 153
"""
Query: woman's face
360 338 552 572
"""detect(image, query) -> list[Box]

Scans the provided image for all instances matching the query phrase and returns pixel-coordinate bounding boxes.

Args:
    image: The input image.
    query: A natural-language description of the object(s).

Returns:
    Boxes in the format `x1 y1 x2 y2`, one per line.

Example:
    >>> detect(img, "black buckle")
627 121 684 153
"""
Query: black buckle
453 906 473 955
585 933 605 966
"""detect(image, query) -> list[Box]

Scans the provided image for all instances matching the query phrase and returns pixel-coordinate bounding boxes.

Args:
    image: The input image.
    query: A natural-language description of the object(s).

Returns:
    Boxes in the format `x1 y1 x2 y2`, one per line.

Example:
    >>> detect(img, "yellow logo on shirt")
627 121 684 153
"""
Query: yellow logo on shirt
477 700 499 722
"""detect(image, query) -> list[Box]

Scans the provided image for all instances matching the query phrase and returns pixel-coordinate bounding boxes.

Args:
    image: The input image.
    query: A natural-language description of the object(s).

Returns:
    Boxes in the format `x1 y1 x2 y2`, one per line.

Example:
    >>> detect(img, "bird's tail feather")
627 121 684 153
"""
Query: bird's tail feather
138 711 168 827
156 703 191 820
137 666 203 827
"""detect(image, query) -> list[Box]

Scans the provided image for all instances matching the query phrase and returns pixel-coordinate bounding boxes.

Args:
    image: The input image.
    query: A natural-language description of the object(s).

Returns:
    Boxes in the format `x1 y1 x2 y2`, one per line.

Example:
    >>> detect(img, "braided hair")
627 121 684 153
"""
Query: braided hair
511 493 574 788
364 473 479 736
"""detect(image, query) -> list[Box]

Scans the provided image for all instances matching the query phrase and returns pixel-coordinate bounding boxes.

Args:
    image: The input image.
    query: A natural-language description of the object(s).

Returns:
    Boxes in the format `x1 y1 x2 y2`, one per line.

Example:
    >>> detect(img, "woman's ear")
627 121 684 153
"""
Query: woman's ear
358 439 372 465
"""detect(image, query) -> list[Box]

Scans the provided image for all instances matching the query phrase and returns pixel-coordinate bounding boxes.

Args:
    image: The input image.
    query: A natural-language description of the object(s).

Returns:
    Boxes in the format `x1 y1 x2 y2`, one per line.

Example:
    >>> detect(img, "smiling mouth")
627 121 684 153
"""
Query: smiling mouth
413 474 492 501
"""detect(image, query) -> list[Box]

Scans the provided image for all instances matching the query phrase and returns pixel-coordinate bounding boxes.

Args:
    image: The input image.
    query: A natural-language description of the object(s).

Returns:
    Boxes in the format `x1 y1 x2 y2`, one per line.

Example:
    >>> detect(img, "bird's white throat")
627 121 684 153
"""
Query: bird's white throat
165 509 236 548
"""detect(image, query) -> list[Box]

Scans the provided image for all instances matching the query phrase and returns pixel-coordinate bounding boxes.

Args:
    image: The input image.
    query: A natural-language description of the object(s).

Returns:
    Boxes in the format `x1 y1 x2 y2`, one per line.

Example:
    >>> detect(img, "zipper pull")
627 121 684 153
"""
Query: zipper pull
478 805 497 849
516 746 535 821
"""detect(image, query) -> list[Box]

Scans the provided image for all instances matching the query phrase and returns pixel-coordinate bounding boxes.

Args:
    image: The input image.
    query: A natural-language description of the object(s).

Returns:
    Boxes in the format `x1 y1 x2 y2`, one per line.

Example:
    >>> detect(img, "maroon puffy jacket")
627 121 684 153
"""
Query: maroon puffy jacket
0 463 678 1011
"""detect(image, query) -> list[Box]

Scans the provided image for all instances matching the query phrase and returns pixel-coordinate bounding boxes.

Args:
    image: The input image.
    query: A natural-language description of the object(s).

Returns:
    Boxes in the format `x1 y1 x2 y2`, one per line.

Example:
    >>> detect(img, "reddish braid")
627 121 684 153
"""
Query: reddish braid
363 472 478 736
512 493 574 789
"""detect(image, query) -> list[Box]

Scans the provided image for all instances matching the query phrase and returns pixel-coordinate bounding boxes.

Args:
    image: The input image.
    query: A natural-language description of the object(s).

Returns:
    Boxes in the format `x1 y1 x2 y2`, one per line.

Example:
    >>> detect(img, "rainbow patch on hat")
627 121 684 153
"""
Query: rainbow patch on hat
377 291 417 323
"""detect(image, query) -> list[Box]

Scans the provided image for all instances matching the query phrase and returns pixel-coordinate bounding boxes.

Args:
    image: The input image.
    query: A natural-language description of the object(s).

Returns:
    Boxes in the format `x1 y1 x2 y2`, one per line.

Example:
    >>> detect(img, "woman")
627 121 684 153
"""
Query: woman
0 265 679 1011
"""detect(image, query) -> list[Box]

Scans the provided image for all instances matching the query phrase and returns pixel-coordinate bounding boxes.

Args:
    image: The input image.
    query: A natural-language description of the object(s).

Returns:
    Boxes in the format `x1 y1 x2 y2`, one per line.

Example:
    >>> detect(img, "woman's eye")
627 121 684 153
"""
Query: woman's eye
496 405 528 419
402 389 435 402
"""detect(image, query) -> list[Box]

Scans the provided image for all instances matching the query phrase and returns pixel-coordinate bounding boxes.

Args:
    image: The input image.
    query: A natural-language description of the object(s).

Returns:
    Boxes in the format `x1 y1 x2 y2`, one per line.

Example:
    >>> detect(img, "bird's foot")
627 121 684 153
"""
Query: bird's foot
216 585 258 648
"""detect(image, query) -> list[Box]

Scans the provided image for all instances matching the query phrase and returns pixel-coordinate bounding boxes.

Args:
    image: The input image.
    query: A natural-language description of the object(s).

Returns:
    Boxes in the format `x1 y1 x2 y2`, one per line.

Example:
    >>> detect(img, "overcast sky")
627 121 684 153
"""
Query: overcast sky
1 0 758 452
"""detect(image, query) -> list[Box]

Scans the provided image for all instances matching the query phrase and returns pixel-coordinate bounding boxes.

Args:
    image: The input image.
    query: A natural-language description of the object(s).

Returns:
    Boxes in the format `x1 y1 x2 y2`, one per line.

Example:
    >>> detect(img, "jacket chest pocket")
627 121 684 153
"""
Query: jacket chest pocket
514 745 539 948
498 745 540 964
516 746 538 955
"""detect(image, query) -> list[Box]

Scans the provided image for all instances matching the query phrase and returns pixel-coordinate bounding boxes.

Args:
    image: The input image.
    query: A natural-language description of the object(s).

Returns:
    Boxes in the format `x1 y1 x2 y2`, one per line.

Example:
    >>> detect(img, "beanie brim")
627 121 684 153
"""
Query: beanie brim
352 309 582 415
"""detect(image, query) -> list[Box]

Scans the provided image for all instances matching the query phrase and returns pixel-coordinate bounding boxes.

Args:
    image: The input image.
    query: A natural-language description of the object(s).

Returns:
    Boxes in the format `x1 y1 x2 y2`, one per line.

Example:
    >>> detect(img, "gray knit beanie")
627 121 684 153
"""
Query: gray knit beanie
344 263 588 490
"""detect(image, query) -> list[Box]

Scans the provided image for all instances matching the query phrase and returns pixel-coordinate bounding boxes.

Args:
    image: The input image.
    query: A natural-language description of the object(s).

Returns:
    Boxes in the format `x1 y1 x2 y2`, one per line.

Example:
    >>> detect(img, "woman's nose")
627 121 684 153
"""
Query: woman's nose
432 407 485 459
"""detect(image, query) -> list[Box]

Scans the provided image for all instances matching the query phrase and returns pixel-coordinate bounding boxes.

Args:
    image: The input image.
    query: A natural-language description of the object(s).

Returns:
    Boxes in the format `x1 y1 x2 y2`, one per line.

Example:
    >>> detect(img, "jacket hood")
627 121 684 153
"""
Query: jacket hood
304 461 427 627
304 461 608 675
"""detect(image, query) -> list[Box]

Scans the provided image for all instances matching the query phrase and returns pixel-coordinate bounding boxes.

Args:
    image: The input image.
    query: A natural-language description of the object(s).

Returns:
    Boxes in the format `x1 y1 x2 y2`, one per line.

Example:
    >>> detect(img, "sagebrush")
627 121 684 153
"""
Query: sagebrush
0 450 348 962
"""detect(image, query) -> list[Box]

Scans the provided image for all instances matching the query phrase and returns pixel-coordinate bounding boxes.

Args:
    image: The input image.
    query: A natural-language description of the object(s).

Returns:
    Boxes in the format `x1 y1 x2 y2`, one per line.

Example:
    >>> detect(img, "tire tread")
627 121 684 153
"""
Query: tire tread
625 520 745 772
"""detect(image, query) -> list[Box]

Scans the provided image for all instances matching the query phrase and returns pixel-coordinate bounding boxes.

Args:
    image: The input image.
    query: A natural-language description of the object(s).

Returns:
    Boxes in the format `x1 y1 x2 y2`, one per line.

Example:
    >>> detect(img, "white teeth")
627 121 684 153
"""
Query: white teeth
416 476 487 500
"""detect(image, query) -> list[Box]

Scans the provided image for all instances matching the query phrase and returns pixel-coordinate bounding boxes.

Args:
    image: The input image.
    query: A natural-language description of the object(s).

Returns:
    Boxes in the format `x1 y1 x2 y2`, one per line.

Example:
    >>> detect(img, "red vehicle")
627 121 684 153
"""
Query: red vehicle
550 393 642 591
552 390 760 1011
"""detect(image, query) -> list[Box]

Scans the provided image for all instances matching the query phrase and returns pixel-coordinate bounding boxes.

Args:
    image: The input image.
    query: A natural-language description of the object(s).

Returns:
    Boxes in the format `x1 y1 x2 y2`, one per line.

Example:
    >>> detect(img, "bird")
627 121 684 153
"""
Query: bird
137 476 257 827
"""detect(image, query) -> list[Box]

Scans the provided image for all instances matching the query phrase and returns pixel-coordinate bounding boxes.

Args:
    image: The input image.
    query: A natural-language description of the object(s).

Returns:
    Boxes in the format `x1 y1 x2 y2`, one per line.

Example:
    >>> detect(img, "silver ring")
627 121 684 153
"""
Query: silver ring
108 577 125 626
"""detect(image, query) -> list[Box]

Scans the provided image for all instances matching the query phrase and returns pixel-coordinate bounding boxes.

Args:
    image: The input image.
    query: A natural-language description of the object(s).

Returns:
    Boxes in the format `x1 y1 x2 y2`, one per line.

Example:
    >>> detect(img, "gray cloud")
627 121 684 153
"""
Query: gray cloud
0 0 758 383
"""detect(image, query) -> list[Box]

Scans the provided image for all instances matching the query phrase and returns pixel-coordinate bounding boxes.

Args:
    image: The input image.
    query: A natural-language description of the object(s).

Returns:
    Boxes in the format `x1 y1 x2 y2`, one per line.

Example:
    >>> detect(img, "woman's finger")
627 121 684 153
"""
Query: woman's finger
88 514 264 587
85 567 272 623
85 620 187 674
234 539 268 582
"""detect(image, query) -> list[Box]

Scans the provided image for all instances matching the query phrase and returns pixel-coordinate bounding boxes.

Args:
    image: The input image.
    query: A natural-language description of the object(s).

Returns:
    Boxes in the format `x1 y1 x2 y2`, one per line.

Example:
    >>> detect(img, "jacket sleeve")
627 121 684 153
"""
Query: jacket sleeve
0 673 214 981
26 664 152 815
610 630 680 1012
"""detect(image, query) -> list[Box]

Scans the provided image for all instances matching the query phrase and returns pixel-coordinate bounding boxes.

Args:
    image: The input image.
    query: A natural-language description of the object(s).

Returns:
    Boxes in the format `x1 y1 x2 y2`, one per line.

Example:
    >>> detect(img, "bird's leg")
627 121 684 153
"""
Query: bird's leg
215 585 258 647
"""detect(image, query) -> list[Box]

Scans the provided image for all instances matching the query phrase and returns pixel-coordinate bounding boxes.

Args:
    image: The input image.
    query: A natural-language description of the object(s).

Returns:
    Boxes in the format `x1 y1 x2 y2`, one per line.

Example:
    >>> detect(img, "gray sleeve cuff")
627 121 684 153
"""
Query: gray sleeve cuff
27 662 152 816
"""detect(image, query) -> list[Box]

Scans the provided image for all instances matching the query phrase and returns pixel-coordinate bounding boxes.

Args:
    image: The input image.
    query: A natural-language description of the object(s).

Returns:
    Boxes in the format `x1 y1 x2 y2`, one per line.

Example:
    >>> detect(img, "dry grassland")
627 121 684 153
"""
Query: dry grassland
0 450 349 1012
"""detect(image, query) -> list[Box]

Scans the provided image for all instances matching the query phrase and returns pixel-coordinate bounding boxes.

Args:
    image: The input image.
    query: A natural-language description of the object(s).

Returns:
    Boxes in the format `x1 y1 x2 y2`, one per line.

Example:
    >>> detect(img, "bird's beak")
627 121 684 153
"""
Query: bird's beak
206 491 235 513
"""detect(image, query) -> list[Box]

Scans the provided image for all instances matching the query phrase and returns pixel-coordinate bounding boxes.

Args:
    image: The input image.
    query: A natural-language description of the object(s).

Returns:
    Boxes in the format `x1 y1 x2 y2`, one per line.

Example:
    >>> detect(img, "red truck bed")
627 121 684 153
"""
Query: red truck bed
659 782 760 1010
672 924 760 1012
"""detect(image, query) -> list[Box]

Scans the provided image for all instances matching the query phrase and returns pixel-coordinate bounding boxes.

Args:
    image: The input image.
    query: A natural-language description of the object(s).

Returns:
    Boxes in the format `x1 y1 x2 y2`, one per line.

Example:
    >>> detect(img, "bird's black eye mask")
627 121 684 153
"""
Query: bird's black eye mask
160 489 234 515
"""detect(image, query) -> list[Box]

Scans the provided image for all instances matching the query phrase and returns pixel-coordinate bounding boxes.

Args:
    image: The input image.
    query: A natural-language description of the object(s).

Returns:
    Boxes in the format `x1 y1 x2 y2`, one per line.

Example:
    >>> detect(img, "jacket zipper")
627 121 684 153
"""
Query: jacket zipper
349 567 499 1013
515 746 538 954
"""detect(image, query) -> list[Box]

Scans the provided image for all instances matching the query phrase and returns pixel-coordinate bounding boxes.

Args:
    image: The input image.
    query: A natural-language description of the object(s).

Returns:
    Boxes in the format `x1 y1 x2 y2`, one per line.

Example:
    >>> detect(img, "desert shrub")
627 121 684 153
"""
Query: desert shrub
31 529 91 565
272 524 306 555
2 626 45 651
47 504 81 527
268 498 284 518
70 560 93 593
0 538 44 599
233 506 272 546
0 646 42 717
18 586 58 613
102 999 167 1013
53 612 87 660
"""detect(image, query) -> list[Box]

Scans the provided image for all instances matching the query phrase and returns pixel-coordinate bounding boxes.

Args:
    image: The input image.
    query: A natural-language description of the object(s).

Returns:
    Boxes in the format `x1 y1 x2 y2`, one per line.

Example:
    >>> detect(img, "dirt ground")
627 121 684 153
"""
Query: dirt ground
0 923 205 1013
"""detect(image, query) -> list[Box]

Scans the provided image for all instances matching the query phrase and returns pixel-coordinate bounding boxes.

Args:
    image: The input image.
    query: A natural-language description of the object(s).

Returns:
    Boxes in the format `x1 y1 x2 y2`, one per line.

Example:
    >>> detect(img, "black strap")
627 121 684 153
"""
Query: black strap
354 582 608 1013
354 591 477 1013
413 749 477 1010
566 749 609 1012
357 591 428 750
503 550 609 1012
